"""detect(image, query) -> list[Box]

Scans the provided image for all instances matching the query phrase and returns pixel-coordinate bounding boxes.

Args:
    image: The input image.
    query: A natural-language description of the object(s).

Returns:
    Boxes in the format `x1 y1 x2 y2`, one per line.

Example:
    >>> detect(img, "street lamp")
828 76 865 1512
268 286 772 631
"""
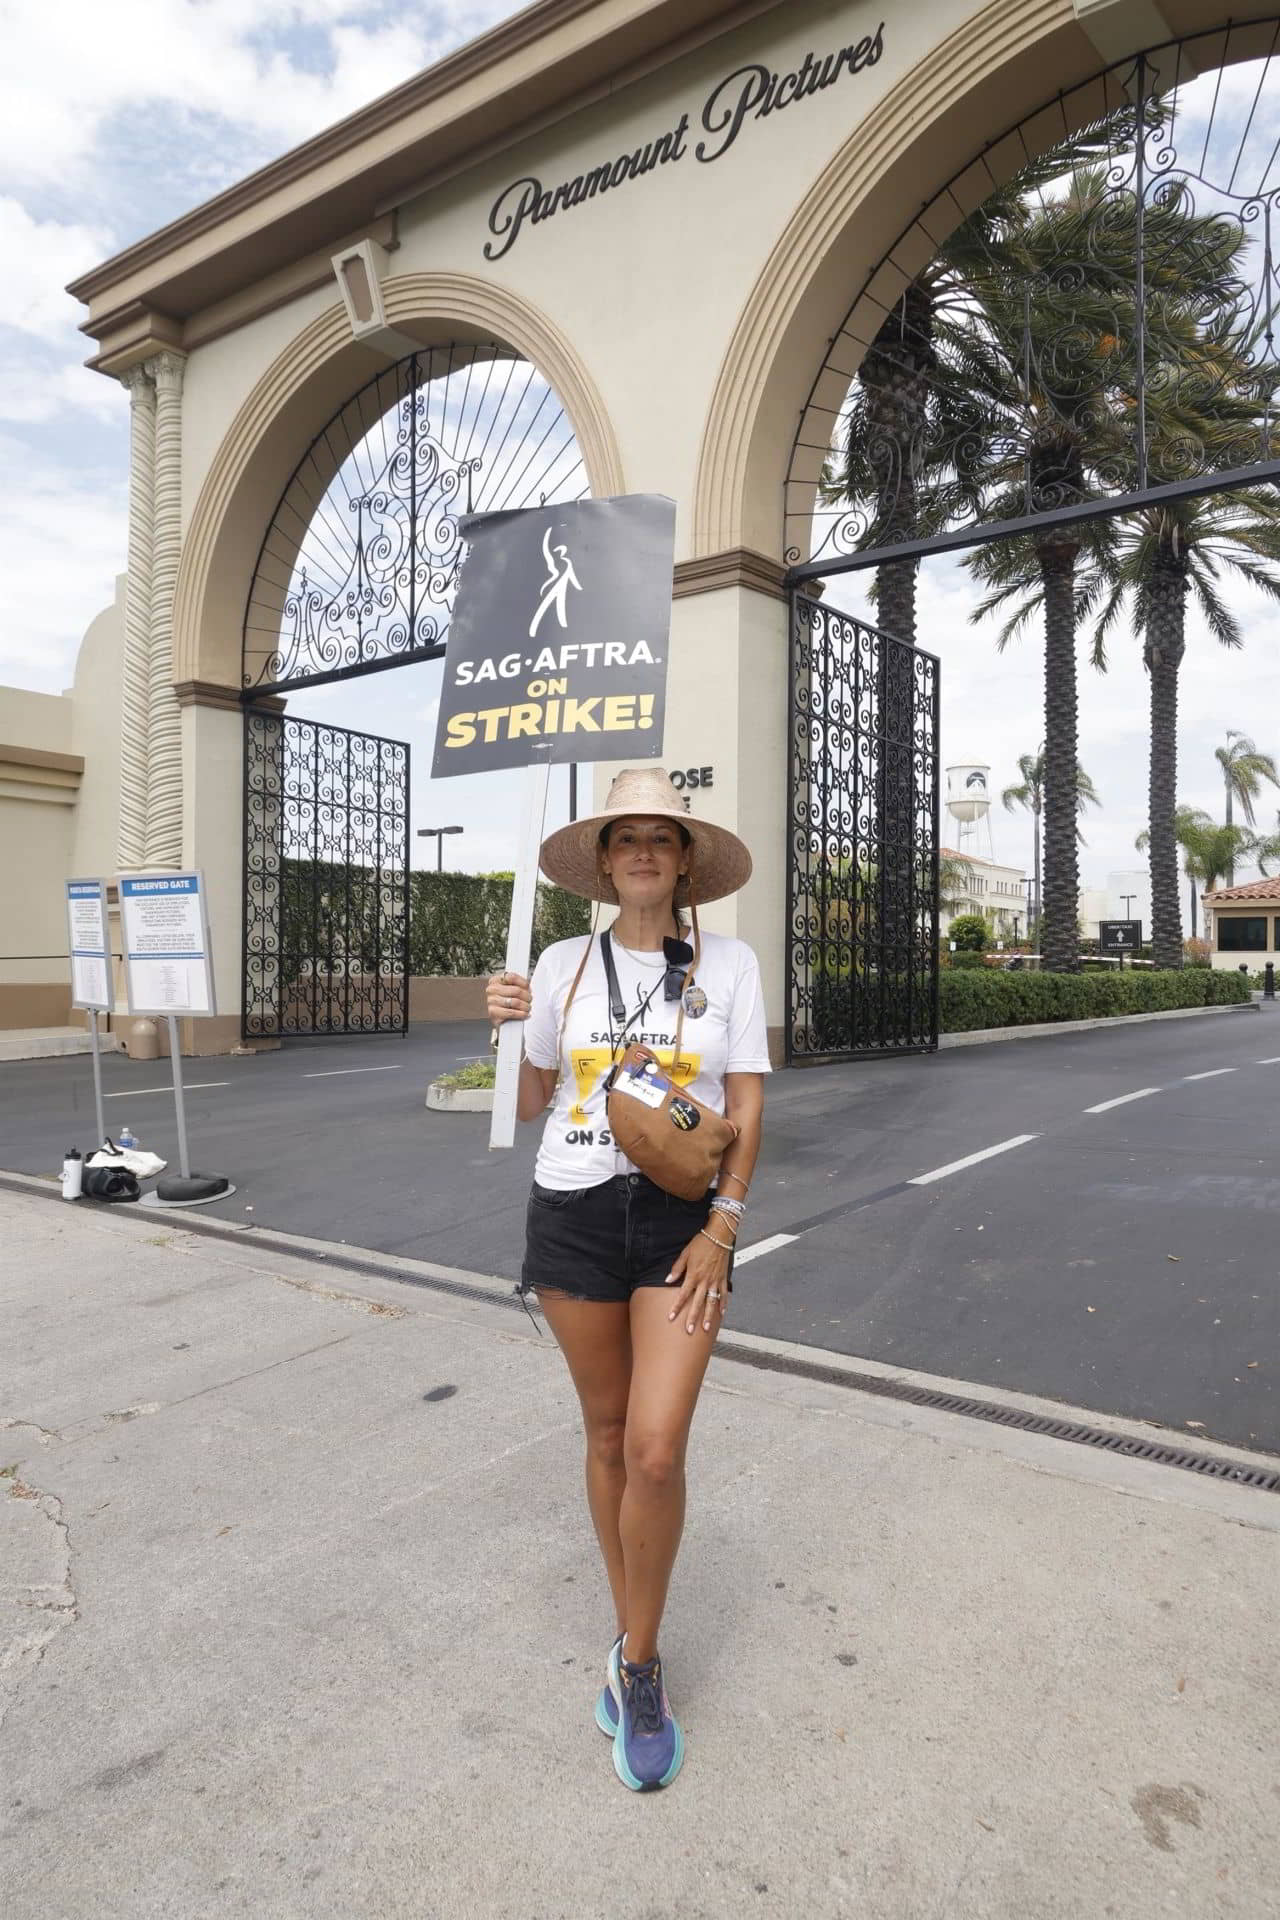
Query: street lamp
1120 892 1137 918
418 825 464 872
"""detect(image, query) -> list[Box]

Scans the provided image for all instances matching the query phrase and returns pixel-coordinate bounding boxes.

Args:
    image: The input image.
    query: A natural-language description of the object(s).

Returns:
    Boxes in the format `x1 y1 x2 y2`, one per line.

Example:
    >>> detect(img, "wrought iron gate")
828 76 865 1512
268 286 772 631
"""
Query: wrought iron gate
787 594 940 1061
242 708 409 1040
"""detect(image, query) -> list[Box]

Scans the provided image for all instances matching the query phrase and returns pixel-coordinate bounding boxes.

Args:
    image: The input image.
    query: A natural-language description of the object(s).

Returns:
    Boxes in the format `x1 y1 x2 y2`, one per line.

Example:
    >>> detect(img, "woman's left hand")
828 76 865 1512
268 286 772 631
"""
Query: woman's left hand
665 1231 732 1335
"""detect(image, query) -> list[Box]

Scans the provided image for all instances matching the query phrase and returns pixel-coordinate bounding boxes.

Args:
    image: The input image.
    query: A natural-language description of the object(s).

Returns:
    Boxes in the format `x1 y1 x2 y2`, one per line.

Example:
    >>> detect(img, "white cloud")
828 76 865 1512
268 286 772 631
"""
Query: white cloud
0 2 515 196
0 437 126 689
0 199 111 337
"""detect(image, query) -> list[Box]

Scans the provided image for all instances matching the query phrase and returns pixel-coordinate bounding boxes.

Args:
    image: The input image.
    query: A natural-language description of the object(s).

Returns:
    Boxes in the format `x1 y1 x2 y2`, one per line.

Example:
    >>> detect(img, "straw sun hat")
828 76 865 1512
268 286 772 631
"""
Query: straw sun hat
539 767 752 905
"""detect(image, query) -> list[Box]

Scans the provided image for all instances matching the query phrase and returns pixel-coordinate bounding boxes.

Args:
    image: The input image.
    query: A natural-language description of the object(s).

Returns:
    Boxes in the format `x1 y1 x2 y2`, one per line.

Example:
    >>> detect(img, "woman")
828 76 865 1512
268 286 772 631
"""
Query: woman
486 766 768 1792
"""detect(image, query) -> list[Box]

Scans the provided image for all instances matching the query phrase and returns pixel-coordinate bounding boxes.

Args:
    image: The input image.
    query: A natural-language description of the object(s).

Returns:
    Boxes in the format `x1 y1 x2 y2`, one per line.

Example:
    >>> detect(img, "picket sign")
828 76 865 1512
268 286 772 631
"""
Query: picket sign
490 754 552 1150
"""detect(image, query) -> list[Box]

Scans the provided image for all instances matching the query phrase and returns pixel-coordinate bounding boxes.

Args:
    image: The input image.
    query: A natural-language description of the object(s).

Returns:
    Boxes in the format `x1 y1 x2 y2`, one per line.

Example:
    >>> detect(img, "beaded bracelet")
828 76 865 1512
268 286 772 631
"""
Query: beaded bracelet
698 1226 736 1254
711 1196 746 1219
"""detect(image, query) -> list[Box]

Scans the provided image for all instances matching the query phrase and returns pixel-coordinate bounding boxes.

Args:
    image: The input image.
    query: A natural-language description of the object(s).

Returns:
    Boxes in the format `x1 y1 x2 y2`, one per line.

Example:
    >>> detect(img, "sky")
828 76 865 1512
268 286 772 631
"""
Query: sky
3 1 1279 893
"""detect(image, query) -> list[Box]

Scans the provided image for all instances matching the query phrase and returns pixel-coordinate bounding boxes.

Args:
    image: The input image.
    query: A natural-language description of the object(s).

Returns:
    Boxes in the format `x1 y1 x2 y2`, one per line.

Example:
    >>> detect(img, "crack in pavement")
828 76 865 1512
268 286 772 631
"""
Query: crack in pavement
0 1472 78 1738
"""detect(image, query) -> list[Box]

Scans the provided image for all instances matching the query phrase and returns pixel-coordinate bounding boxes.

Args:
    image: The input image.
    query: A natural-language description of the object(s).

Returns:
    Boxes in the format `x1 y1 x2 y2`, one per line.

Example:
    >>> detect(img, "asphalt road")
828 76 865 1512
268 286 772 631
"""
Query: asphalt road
4 1003 1277 1454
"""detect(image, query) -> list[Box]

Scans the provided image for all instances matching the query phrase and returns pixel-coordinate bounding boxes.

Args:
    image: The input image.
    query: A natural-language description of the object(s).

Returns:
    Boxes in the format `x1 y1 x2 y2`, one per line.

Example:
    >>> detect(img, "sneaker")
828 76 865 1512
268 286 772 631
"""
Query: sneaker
608 1635 684 1791
594 1633 623 1736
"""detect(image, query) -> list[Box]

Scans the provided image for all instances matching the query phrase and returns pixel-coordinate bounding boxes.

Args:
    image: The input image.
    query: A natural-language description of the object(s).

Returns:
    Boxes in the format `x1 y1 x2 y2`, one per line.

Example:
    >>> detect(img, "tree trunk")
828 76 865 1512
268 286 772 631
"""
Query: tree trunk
1225 779 1235 886
1037 538 1081 973
1188 875 1197 939
1033 802 1042 944
1145 558 1187 970
860 285 933 1027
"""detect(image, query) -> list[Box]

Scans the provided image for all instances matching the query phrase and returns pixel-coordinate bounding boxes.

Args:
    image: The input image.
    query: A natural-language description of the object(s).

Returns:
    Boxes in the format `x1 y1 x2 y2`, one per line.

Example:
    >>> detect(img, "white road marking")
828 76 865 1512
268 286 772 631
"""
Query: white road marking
1257 1057 1280 1065
1182 1068 1237 1081
107 1083 229 1097
1083 1087 1161 1114
302 1065 404 1078
908 1135 1039 1185
734 1232 799 1266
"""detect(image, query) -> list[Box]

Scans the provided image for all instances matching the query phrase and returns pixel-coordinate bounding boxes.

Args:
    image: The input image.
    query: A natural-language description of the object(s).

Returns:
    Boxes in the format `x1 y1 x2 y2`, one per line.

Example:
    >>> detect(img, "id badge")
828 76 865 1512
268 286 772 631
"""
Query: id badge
613 1058 671 1109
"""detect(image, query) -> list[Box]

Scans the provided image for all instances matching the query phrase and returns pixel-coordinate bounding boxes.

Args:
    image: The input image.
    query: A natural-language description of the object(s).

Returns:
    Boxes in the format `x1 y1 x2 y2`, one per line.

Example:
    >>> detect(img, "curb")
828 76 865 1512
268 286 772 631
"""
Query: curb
939 1000 1258 1048
5 1167 1277 1506
425 1082 494 1111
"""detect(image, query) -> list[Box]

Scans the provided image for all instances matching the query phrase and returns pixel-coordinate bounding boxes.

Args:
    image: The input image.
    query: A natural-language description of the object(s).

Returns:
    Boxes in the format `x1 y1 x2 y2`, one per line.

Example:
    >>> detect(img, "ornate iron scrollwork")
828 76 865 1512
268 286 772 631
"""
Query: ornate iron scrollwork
243 345 587 694
790 22 1280 575
787 595 939 1059
242 709 409 1039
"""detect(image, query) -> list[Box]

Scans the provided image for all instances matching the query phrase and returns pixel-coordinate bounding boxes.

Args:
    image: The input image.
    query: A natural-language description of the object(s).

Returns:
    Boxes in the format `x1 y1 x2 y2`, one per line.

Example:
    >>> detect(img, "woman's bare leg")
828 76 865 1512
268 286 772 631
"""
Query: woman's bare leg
618 1286 718 1664
535 1290 633 1635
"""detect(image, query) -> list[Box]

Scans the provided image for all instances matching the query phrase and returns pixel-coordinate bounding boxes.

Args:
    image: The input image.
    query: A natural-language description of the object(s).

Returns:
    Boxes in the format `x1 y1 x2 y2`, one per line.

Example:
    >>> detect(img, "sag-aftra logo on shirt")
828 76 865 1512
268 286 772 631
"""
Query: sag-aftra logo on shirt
566 1046 700 1128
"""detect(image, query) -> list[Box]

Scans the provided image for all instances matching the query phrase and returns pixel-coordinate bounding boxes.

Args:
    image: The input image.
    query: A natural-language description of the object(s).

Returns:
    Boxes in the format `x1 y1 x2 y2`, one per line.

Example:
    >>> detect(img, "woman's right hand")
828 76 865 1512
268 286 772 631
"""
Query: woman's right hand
486 970 532 1026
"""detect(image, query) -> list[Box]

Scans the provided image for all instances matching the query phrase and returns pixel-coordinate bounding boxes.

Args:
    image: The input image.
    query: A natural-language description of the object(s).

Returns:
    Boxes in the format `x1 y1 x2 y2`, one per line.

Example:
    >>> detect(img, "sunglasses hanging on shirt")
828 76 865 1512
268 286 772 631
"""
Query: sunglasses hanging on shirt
600 931 692 1031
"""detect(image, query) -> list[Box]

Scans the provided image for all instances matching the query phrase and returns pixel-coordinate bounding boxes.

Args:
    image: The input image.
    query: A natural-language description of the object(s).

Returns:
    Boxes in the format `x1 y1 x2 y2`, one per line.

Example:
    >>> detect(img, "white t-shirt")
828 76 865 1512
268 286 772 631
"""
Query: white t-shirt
523 927 772 1190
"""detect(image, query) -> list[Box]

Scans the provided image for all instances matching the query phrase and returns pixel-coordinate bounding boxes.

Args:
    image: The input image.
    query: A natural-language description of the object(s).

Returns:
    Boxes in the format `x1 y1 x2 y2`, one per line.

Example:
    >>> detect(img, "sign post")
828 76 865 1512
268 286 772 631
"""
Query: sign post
66 878 112 1150
430 493 676 1149
1099 919 1142 971
117 870 234 1206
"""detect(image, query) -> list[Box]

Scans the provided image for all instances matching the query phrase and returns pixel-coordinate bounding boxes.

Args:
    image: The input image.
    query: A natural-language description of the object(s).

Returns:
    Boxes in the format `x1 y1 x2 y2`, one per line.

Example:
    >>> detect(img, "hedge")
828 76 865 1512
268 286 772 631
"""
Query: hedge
939 966 1251 1033
280 861 589 979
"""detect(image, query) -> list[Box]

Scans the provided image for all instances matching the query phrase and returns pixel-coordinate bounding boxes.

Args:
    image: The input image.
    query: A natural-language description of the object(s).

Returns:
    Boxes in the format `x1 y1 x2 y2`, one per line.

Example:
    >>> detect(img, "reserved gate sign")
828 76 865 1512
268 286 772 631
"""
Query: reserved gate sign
431 494 674 777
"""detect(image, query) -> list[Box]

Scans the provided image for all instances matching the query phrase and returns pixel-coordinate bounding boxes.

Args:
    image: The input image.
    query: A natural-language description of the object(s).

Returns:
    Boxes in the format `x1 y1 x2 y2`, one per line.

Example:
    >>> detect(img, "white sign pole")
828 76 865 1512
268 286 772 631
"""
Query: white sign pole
87 1010 107 1148
167 1015 192 1178
67 879 112 1150
490 753 552 1151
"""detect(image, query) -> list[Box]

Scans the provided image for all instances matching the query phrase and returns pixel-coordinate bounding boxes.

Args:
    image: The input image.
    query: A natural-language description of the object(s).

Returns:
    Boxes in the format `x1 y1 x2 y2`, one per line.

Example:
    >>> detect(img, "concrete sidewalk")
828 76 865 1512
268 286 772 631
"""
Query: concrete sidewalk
2 1189 1277 1919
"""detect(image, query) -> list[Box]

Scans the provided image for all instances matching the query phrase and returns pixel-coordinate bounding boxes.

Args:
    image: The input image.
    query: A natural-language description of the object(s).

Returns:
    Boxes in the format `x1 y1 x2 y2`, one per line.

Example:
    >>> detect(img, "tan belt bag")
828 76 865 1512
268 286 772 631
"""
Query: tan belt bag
604 1043 738 1202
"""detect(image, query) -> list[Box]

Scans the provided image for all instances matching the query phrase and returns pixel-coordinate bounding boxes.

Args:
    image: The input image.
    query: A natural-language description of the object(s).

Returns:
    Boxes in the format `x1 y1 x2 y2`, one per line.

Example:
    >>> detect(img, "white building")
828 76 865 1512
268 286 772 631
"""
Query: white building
1078 870 1152 939
942 849 1029 942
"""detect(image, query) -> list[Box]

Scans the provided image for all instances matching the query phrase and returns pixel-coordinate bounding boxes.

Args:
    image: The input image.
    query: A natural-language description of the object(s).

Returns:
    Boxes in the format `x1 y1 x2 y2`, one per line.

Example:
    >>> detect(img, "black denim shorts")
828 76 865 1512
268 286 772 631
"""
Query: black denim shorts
519 1172 734 1305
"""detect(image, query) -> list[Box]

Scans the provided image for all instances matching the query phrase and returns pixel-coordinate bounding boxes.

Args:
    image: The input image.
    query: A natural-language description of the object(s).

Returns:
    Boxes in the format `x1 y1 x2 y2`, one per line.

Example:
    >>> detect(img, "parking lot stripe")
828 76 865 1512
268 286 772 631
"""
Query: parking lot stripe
734 1232 799 1266
908 1135 1039 1185
302 1065 404 1078
1183 1067 1237 1081
106 1083 229 1096
1083 1087 1161 1114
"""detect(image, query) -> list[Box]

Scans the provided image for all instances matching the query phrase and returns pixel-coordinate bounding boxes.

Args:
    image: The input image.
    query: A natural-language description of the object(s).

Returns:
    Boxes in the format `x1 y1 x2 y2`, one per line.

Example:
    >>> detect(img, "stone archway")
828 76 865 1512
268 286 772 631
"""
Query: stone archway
172 273 625 693
692 0 1261 565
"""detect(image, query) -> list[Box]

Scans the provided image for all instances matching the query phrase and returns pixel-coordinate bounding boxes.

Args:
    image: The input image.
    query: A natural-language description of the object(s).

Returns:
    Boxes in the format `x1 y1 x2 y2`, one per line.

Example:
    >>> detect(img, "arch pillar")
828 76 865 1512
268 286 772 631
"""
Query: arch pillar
167 274 622 1047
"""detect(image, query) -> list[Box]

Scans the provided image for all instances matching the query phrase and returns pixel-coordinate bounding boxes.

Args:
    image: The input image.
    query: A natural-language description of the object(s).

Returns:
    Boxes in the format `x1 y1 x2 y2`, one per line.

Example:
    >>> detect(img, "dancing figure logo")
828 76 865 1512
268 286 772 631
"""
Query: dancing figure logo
528 526 582 639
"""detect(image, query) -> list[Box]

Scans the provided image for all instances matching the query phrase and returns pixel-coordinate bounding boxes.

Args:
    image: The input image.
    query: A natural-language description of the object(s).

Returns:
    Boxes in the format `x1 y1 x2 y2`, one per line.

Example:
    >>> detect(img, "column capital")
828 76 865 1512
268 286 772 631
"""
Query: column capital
118 363 156 403
147 349 187 393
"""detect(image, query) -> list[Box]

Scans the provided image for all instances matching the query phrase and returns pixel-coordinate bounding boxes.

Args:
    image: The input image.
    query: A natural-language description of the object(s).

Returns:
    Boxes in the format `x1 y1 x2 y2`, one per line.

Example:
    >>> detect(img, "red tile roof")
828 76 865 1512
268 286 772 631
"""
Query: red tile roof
1203 876 1280 903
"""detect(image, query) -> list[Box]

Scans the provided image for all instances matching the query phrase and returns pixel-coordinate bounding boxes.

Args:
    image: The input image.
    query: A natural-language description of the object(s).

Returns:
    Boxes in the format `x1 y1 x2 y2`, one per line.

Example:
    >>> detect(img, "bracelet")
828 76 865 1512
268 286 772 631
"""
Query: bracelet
710 1196 746 1219
698 1227 736 1255
718 1170 750 1195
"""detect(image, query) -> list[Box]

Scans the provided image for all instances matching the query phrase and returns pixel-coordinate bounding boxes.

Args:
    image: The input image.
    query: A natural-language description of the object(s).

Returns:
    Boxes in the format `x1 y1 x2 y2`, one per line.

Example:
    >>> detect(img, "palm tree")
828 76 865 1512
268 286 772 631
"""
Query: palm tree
1089 500 1280 966
1215 731 1280 883
1138 807 1256 936
938 850 976 917
1001 749 1101 939
1253 810 1280 877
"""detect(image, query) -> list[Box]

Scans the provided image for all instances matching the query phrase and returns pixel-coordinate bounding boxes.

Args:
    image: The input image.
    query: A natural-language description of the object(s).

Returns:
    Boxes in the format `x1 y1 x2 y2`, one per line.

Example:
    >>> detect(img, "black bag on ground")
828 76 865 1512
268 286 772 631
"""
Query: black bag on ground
82 1165 141 1203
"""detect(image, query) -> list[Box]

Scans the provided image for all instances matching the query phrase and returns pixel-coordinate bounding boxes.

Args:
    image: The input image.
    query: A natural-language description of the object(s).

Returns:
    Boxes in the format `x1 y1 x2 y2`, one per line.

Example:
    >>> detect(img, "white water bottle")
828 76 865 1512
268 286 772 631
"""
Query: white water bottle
61 1148 83 1200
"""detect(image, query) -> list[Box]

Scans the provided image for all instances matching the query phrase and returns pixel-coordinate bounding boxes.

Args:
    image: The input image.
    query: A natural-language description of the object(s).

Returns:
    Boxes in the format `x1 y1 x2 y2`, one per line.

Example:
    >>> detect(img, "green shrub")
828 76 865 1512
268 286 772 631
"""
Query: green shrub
949 949 987 970
434 1058 497 1091
939 966 1251 1033
279 862 591 979
949 914 988 951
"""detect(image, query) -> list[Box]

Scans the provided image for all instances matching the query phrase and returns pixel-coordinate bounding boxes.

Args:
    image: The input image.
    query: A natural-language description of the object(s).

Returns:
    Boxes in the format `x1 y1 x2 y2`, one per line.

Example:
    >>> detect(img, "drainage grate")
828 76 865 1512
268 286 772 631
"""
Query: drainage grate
713 1339 1280 1492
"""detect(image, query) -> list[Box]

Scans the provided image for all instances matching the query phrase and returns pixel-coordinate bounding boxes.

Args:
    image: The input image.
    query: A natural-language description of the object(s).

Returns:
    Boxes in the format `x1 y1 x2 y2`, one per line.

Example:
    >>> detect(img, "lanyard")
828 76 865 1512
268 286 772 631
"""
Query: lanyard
600 931 668 1053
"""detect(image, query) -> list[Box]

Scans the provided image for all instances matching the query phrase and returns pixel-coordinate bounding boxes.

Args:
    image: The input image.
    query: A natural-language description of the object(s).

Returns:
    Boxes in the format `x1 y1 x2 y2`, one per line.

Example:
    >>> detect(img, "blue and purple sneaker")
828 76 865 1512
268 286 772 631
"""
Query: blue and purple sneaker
595 1633 623 1736
607 1635 685 1790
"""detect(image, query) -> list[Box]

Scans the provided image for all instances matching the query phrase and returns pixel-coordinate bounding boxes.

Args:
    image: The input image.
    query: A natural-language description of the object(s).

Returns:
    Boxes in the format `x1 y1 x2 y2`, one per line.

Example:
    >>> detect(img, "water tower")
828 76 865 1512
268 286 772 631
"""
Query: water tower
945 763 995 860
